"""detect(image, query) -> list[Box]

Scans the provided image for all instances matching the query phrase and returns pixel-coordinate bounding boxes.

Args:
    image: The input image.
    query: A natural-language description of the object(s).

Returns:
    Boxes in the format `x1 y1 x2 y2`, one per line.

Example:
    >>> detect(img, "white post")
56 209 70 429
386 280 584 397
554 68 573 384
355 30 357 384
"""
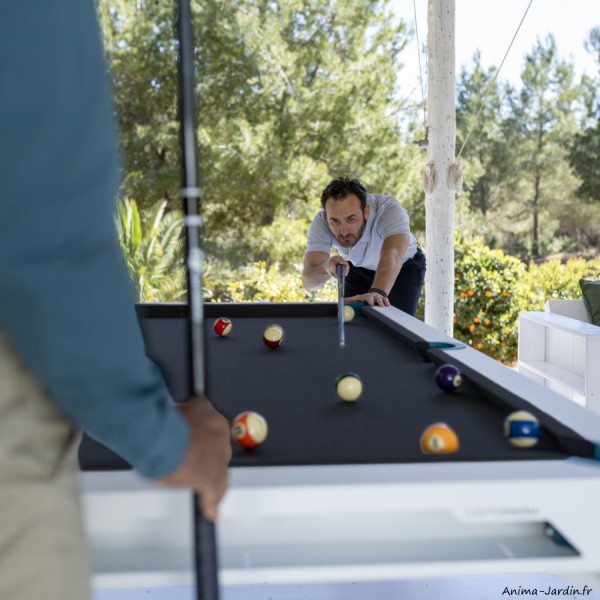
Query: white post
424 0 456 335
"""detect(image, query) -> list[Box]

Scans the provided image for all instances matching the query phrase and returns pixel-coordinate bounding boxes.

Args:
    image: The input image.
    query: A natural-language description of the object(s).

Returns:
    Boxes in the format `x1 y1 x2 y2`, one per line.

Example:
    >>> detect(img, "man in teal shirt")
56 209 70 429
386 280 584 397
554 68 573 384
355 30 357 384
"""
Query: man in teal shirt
0 3 231 599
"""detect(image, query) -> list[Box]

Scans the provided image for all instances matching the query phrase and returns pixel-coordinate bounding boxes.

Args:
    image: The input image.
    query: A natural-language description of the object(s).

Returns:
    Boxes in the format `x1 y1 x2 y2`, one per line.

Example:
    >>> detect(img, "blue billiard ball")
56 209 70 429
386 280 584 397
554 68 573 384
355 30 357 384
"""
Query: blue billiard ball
504 410 540 448
435 364 462 392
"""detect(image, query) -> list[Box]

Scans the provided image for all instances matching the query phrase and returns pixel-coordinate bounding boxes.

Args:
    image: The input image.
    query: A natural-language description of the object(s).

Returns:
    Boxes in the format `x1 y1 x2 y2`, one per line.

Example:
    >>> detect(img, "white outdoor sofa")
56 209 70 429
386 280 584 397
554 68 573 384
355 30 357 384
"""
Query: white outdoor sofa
518 299 600 414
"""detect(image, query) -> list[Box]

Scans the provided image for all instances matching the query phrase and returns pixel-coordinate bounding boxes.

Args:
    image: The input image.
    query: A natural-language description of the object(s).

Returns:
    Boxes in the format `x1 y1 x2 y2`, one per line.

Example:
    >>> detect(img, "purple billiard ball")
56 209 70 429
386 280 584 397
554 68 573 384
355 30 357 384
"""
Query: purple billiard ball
435 364 462 392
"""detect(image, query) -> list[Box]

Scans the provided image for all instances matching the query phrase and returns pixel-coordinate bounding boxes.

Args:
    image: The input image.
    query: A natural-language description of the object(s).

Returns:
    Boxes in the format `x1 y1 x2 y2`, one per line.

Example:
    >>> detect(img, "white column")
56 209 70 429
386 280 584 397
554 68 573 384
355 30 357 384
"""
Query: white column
424 0 456 335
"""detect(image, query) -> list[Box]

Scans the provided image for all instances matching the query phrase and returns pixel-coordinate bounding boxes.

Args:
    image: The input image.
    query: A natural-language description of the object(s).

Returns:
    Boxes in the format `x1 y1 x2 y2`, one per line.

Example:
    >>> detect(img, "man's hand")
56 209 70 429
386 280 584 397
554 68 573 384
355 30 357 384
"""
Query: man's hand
302 251 349 290
159 396 231 521
345 291 391 307
325 256 349 278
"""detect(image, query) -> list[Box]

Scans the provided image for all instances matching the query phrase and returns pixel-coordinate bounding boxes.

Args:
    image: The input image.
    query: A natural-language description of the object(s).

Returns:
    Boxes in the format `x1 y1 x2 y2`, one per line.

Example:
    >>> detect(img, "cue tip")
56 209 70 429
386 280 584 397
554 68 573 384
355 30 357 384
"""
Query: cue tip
339 342 345 350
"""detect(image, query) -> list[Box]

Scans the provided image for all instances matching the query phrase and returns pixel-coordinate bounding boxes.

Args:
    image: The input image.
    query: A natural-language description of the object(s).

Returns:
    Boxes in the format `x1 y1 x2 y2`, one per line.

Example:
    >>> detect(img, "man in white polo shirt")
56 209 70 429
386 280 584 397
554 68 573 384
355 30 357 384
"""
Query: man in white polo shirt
302 177 426 316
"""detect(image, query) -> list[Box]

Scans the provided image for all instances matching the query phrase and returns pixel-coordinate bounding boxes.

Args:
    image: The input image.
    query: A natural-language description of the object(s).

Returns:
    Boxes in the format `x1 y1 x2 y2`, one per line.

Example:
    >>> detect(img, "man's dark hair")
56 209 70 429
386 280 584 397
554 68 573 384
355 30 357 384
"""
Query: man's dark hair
320 177 368 210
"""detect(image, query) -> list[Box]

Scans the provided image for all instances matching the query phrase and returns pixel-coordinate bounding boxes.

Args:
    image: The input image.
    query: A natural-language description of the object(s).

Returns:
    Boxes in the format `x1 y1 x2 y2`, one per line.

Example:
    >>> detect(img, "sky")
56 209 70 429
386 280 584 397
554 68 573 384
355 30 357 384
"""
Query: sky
391 0 599 96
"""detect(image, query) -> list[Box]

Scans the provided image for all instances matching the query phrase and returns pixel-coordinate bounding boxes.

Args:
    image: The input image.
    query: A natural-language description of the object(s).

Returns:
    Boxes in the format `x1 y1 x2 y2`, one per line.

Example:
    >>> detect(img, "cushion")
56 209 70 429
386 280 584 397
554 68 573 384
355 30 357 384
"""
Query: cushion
579 278 600 326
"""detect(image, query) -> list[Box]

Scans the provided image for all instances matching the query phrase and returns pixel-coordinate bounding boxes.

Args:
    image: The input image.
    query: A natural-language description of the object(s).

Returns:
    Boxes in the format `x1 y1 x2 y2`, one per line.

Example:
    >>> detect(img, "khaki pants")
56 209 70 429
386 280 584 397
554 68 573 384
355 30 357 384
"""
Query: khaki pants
0 330 91 600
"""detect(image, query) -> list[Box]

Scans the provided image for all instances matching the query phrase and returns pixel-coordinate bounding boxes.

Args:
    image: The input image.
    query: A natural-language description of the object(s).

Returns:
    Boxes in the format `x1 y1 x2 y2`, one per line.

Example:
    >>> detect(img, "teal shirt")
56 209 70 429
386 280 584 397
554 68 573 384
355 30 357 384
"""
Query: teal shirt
0 1 189 478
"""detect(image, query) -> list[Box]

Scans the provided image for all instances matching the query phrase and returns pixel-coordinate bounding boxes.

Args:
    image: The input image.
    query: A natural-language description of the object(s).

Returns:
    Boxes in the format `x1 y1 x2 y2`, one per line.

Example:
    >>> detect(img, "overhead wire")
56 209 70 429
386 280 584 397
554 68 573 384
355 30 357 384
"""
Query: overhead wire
413 0 427 139
455 0 534 162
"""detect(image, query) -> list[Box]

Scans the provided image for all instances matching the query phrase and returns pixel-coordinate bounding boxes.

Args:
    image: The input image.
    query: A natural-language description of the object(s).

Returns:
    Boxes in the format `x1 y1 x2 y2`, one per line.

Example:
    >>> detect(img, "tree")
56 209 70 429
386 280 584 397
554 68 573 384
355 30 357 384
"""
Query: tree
97 0 424 269
456 52 509 218
98 2 181 208
569 27 600 203
194 0 423 265
503 35 583 258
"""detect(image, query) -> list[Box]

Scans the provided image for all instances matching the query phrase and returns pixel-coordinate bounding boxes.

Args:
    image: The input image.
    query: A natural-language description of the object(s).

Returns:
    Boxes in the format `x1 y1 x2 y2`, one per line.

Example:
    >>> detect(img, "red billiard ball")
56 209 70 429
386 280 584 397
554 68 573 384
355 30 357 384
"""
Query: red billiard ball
420 422 460 454
231 411 268 448
213 317 232 337
263 324 284 349
435 363 462 392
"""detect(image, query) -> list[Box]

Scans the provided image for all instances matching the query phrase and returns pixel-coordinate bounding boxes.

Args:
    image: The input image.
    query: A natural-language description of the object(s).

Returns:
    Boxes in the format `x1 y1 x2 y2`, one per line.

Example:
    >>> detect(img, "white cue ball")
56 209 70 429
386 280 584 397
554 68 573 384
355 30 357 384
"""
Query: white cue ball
343 305 355 323
336 373 363 402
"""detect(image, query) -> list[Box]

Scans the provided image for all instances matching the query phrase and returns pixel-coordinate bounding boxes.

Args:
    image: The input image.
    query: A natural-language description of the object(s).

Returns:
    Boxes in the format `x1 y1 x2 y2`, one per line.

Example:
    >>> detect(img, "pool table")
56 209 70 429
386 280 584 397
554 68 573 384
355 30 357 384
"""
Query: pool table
80 302 600 586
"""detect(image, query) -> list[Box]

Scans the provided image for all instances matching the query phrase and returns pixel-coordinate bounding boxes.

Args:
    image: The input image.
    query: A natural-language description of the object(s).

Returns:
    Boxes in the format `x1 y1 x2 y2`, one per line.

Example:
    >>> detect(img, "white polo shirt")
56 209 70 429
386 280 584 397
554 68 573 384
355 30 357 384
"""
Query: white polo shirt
306 194 418 271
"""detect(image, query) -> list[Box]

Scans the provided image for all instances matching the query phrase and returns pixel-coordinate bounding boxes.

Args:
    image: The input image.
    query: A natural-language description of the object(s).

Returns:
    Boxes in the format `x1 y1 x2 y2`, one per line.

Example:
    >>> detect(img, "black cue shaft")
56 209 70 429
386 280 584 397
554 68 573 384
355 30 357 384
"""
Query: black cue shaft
176 2 220 600
337 264 345 350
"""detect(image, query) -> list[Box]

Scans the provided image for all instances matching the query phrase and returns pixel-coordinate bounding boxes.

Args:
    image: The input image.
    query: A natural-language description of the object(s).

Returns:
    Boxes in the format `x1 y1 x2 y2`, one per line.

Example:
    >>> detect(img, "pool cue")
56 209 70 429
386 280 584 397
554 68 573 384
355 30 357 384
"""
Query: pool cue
176 2 220 600
336 264 345 350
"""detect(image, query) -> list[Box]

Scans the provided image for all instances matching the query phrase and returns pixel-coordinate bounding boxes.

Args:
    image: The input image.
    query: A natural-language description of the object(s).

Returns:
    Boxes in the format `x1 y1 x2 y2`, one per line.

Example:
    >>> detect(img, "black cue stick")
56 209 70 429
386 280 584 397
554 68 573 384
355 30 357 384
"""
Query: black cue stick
176 2 220 600
337 264 345 350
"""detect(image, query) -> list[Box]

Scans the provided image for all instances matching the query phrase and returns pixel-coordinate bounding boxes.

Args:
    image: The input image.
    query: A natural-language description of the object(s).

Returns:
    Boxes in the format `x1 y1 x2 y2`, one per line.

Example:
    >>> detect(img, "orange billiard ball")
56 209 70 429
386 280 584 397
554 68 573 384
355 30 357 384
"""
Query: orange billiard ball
420 422 460 454
231 411 268 448
263 324 284 349
213 317 232 337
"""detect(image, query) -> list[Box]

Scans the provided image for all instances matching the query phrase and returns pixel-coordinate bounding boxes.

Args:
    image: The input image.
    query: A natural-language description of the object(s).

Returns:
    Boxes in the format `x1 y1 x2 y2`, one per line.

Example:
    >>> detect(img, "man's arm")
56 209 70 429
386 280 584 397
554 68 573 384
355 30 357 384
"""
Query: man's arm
160 396 231 521
0 0 230 516
302 251 349 291
371 234 409 294
345 234 409 307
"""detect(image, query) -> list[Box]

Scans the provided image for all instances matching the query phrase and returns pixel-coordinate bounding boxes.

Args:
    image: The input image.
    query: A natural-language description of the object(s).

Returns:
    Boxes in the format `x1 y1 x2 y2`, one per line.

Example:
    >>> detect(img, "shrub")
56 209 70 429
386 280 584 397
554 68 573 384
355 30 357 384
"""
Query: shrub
204 260 336 303
519 257 600 308
454 231 528 364
453 233 600 365
116 198 187 302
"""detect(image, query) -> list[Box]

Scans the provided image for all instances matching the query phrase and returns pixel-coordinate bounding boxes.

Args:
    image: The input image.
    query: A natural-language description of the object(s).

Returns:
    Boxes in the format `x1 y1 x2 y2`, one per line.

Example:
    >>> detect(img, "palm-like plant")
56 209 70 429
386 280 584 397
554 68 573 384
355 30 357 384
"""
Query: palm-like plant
116 198 187 302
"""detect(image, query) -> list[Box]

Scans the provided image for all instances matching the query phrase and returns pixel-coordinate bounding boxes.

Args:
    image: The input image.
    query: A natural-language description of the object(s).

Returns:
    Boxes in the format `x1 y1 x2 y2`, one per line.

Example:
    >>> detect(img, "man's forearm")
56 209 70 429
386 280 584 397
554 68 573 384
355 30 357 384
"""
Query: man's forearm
302 260 331 291
371 250 405 294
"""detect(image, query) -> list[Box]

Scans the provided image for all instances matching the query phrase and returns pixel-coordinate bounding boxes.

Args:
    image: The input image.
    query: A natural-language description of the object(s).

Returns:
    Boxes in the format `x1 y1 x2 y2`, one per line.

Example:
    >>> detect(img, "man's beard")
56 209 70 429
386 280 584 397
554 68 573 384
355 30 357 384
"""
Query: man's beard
336 218 367 248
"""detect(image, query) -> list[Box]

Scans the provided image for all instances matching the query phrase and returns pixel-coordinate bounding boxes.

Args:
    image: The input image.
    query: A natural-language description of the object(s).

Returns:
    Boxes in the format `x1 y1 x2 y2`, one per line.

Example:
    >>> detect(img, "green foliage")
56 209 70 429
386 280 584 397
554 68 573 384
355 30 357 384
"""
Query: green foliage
453 231 600 364
194 0 422 264
98 1 180 208
454 231 527 364
502 36 584 258
570 119 600 202
116 198 187 301
97 0 424 268
519 257 600 307
456 52 510 217
456 35 589 259
204 260 336 303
